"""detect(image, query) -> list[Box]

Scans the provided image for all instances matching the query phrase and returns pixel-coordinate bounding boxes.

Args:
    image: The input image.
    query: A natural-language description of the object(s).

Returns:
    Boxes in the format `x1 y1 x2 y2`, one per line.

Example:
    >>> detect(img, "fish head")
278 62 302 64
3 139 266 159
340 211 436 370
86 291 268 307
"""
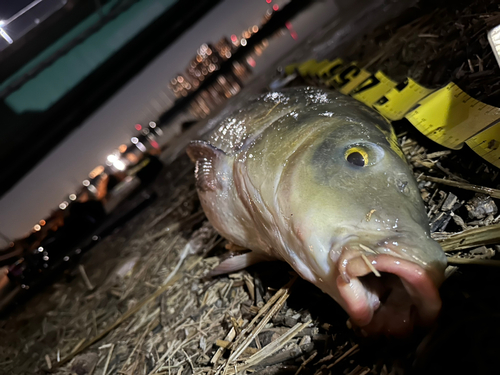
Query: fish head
276 109 447 337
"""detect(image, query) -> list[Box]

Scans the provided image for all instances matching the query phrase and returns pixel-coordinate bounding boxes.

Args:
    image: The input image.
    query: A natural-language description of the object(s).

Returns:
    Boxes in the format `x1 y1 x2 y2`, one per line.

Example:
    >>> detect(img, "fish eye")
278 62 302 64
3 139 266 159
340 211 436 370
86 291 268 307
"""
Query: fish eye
345 147 369 167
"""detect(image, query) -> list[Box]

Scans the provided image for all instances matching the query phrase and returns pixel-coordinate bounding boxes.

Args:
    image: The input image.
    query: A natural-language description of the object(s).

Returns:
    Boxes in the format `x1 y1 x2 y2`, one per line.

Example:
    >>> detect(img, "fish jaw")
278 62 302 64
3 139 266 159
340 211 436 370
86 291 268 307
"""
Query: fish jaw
333 245 444 337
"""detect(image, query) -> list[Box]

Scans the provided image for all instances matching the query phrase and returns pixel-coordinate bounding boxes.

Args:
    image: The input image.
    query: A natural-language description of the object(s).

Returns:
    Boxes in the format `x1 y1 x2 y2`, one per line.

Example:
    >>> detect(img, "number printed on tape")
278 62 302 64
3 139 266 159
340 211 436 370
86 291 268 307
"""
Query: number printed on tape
351 71 397 106
373 78 435 121
316 58 344 79
333 64 372 95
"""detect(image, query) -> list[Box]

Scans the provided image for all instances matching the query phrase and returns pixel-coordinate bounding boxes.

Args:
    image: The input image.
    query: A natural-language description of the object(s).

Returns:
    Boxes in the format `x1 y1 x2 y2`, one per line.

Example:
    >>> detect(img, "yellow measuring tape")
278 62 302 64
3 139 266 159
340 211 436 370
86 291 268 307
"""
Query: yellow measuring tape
287 59 500 168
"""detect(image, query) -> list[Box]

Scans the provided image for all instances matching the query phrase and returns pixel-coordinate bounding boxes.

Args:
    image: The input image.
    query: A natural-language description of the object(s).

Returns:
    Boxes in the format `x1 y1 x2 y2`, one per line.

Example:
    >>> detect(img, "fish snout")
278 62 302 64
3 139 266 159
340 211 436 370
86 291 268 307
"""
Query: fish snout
334 242 443 337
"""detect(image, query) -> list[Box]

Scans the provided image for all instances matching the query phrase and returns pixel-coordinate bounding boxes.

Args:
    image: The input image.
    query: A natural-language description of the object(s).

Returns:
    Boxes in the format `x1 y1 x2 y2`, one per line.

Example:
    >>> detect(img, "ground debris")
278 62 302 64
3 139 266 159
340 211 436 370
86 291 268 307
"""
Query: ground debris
345 0 500 106
465 195 498 219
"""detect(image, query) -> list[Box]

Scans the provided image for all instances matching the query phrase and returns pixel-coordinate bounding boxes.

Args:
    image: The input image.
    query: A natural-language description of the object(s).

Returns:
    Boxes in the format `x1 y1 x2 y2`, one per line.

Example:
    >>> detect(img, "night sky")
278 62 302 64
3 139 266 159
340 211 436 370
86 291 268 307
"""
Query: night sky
0 0 339 245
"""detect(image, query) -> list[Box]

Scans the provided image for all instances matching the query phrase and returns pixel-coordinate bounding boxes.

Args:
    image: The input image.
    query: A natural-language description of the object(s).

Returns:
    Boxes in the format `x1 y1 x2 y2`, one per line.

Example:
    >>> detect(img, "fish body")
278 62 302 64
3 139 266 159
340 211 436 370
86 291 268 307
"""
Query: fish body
187 87 447 336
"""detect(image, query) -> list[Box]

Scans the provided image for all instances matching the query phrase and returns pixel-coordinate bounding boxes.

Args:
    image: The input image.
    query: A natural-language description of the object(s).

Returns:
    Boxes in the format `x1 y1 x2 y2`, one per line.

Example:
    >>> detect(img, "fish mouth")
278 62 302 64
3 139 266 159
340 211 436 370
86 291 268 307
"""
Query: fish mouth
335 243 443 337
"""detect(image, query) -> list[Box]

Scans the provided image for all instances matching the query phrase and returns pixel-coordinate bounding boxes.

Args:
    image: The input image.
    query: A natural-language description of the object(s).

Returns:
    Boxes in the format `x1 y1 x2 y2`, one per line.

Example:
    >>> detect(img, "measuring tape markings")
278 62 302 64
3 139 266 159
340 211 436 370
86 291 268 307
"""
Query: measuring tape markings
314 58 345 80
466 120 500 166
350 71 398 107
373 78 435 121
329 63 372 95
405 83 500 150
309 59 335 77
286 58 500 168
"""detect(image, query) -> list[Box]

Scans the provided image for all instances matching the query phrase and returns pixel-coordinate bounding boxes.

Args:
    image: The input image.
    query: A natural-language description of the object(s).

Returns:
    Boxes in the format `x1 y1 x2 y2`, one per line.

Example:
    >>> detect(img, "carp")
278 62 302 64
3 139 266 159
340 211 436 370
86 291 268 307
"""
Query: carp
187 87 447 336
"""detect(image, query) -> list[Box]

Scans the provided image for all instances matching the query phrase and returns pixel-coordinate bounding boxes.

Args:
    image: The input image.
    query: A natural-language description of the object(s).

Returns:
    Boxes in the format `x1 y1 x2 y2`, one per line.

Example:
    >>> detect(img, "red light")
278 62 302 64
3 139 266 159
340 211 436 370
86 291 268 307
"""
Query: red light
285 22 292 29
290 31 298 40
231 34 237 42
150 140 159 149
266 0 272 3
247 57 256 67
135 124 142 131
273 4 279 11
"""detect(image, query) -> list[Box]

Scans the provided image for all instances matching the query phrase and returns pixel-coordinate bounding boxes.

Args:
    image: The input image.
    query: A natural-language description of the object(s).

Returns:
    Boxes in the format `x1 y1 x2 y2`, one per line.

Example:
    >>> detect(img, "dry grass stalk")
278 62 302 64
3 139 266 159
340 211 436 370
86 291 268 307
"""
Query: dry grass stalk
71 338 87 354
181 349 195 372
244 321 311 365
102 343 115 375
210 276 299 375
223 296 284 369
147 190 198 229
120 313 161 373
224 321 312 375
438 223 500 251
57 252 185 367
326 344 359 369
359 369 372 375
215 340 259 355
358 244 376 254
44 354 52 370
211 319 243 365
417 175 500 199
447 257 500 267
360 254 381 277
295 350 318 375
226 275 297 365
243 274 255 302
78 265 95 291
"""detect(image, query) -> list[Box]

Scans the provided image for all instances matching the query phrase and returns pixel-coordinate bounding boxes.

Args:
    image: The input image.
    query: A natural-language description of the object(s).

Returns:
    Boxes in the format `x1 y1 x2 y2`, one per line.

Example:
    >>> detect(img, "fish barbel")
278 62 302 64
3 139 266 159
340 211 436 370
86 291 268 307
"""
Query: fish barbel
187 87 447 336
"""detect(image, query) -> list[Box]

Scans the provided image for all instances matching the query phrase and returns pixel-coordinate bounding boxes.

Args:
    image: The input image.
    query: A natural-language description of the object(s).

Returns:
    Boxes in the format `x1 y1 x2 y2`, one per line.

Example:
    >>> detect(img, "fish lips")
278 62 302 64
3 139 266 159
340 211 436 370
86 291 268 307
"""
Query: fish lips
335 247 443 337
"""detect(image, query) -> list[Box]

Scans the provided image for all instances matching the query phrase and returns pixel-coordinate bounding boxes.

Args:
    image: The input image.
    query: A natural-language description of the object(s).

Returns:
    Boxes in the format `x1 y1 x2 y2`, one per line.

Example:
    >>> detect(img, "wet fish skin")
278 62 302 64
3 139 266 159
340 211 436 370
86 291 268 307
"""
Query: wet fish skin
187 87 447 336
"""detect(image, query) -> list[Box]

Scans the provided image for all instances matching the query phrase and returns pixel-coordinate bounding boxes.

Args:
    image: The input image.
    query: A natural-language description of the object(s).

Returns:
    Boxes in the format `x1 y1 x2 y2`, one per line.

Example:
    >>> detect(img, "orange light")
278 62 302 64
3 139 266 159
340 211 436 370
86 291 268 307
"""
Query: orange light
89 165 104 179
125 153 139 164
118 144 127 153
39 220 46 226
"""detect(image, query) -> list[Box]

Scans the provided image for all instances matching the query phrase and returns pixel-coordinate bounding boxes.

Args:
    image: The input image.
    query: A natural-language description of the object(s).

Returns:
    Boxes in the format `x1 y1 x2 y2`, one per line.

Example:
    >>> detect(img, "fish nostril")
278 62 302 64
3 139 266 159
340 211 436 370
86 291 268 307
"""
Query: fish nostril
396 179 410 195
